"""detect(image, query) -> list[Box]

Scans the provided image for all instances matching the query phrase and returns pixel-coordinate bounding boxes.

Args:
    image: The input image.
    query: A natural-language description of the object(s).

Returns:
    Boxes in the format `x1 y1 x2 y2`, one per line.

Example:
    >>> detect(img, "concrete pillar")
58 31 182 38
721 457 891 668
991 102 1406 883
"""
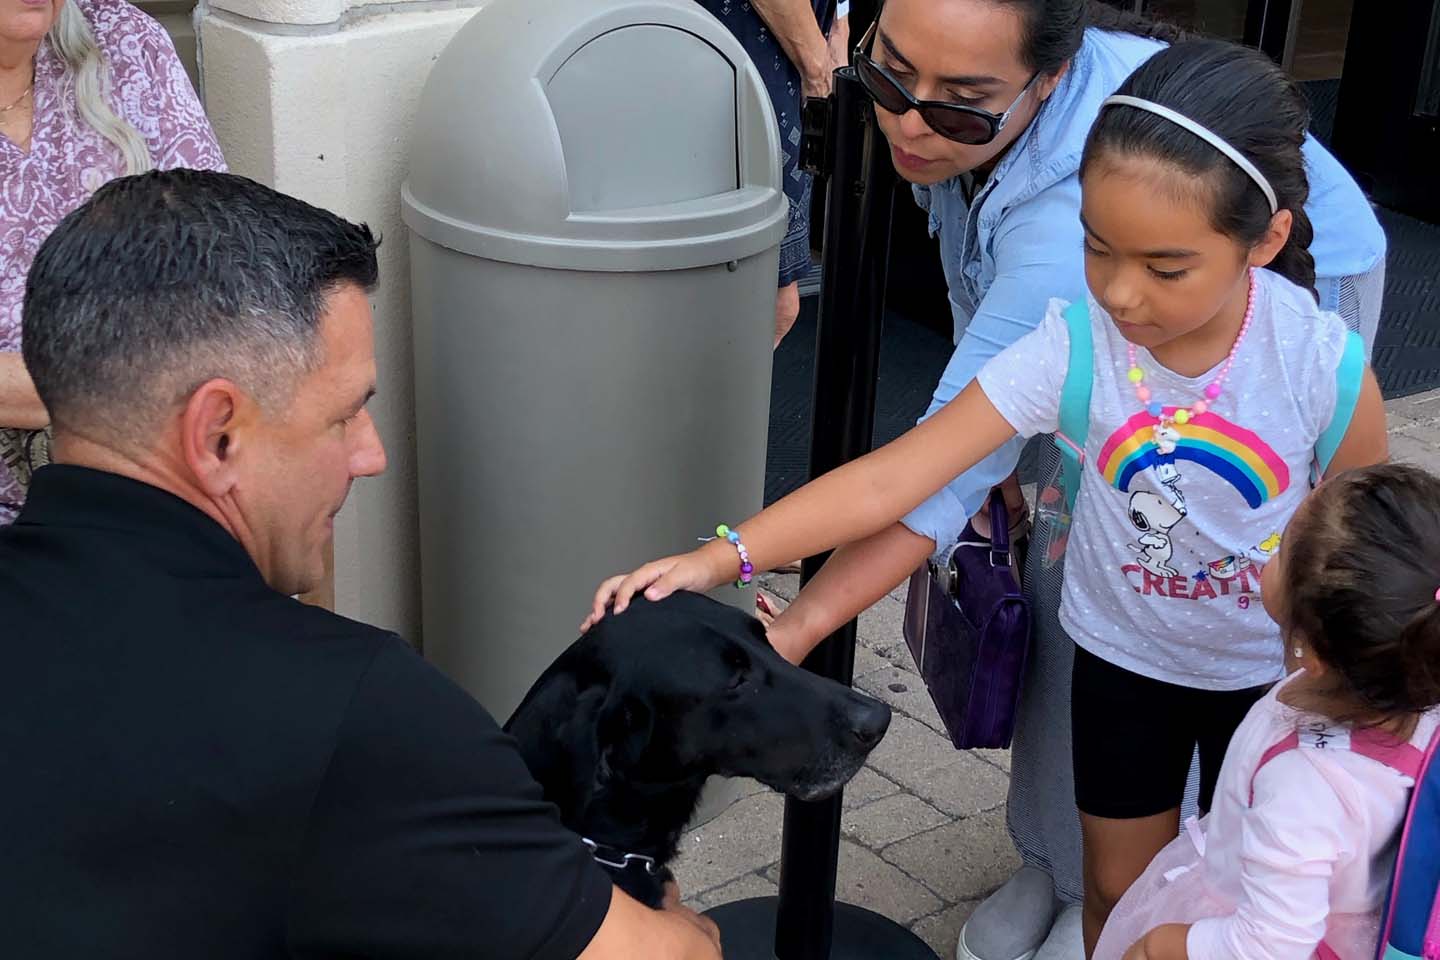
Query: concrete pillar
198 0 483 642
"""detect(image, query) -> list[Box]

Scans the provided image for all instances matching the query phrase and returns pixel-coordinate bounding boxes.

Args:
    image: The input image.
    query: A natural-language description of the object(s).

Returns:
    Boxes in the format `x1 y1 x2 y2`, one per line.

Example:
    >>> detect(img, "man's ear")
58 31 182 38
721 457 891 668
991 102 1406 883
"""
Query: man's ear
596 692 654 785
179 379 249 499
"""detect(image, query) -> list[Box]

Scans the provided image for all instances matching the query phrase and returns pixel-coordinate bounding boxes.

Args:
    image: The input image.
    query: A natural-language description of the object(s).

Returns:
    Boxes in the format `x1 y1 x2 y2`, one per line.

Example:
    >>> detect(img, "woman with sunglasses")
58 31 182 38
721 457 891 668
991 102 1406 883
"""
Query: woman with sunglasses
759 2 1387 958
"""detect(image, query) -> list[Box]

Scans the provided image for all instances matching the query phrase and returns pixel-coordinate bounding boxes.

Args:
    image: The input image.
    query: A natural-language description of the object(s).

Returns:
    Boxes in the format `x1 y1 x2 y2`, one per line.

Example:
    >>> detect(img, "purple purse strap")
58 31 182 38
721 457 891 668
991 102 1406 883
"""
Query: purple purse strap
988 487 1012 570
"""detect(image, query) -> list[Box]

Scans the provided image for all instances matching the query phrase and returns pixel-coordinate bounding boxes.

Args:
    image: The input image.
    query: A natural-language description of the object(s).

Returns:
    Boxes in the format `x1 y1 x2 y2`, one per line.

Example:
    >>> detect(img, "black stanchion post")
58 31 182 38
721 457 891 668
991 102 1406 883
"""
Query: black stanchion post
703 5 939 956
774 57 895 960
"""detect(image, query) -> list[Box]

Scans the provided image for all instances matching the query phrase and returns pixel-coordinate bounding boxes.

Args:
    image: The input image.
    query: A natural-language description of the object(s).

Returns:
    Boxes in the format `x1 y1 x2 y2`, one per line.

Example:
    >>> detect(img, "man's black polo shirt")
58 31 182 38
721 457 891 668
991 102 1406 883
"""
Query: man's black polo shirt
0 466 611 958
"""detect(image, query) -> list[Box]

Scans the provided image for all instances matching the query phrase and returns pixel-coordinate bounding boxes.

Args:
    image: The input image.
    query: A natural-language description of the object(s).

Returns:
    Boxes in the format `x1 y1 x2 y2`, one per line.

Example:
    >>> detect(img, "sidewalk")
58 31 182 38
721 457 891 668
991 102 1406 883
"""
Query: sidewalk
675 389 1440 957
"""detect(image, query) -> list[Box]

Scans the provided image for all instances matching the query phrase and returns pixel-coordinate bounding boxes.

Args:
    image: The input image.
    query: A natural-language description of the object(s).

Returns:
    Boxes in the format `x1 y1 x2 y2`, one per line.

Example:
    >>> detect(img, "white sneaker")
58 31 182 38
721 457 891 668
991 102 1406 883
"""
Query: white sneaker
1032 904 1084 960
954 866 1058 960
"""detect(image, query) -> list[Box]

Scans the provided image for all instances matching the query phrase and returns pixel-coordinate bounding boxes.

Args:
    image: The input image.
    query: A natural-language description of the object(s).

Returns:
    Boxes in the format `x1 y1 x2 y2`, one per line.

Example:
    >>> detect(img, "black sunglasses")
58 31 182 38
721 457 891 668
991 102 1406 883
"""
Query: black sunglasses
852 19 1039 146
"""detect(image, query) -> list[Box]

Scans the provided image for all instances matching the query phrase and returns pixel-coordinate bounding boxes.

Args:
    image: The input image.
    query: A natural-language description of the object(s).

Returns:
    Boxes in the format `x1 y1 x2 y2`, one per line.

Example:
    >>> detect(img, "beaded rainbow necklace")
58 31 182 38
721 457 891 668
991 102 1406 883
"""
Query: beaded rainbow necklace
1125 268 1256 455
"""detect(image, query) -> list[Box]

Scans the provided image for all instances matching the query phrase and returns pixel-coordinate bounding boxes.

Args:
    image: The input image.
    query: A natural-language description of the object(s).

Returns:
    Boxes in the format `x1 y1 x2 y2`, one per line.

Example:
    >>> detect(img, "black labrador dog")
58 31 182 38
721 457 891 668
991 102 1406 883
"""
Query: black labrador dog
504 590 891 907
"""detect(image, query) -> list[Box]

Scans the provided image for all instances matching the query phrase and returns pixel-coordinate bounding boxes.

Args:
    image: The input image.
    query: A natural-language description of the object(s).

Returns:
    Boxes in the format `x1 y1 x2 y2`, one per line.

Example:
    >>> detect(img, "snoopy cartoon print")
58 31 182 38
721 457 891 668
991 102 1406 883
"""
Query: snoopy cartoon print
1129 491 1187 578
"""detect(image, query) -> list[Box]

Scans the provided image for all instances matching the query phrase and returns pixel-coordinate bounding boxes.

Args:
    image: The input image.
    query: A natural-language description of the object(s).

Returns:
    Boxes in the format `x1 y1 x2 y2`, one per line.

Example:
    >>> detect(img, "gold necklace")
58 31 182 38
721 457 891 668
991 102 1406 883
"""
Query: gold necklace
0 66 34 114
0 82 32 114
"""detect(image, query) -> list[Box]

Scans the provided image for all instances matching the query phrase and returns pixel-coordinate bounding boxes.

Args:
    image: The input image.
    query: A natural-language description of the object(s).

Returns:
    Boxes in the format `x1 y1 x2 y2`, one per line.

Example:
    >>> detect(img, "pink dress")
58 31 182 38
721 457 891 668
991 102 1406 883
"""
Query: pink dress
0 0 226 520
1095 674 1438 960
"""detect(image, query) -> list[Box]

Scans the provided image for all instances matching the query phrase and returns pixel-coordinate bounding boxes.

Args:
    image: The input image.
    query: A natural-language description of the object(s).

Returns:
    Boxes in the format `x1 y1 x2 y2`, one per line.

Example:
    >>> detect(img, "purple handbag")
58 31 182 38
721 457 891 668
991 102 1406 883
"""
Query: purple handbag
902 489 1032 750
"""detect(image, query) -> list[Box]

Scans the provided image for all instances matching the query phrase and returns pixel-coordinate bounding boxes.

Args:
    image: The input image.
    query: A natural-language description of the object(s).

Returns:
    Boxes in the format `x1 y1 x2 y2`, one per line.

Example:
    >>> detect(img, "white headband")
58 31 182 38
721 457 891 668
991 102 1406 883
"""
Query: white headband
1101 95 1279 215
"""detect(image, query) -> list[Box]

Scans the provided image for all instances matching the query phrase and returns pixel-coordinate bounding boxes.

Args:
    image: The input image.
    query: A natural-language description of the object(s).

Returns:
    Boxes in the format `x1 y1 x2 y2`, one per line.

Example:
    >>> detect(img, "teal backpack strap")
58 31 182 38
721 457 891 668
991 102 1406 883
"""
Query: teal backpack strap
1312 330 1365 483
1055 300 1094 513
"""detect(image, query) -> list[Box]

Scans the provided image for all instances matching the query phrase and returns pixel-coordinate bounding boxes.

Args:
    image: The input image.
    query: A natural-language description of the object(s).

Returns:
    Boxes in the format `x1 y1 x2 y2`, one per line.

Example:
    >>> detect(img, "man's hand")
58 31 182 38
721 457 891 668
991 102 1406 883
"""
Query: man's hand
661 881 722 952
578 882 722 959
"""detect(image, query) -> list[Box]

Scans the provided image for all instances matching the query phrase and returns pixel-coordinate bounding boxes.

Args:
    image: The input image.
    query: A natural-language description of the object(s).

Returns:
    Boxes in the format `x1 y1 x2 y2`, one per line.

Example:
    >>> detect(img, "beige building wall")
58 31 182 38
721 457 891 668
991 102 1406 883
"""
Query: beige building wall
195 0 483 641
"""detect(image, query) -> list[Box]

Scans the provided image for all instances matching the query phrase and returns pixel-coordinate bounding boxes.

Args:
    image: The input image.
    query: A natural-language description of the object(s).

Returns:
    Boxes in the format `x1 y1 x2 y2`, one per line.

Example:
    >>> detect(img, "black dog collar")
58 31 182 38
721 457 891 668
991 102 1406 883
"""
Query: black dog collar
581 837 659 875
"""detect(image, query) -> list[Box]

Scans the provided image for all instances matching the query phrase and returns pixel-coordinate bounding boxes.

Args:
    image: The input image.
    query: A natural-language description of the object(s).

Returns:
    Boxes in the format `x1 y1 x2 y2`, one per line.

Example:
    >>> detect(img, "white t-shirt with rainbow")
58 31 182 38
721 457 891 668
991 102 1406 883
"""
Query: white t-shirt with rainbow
978 269 1349 690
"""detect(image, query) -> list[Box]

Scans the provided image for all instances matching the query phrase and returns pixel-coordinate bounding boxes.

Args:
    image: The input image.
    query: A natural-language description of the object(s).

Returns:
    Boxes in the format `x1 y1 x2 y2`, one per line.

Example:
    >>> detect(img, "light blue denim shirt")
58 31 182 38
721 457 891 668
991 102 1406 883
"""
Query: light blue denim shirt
901 28 1387 551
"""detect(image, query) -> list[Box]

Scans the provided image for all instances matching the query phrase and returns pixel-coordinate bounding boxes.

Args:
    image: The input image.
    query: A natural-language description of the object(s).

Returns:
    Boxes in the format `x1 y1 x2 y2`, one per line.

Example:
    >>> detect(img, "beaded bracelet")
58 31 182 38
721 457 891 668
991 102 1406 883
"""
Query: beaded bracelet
712 524 753 588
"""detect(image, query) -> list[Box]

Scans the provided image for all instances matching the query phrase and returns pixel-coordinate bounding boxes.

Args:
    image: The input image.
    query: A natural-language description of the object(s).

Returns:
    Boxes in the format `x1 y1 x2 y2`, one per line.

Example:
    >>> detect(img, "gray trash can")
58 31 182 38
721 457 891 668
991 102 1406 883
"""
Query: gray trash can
402 0 786 728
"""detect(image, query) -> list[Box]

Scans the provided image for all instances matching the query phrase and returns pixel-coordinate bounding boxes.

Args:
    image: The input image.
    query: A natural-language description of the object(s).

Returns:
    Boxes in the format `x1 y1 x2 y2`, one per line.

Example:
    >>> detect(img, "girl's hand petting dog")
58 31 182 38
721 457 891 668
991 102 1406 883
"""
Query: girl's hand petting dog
581 541 734 632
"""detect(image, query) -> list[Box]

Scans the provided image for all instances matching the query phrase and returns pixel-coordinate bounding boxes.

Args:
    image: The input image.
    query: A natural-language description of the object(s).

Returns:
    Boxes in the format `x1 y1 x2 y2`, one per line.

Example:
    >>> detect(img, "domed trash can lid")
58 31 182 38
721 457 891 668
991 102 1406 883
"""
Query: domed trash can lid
402 0 789 273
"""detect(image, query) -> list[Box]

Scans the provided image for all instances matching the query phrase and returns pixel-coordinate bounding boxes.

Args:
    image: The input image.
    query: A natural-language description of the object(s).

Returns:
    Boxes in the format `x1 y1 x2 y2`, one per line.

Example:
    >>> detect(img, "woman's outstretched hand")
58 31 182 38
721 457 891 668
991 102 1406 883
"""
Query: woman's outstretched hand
580 544 731 633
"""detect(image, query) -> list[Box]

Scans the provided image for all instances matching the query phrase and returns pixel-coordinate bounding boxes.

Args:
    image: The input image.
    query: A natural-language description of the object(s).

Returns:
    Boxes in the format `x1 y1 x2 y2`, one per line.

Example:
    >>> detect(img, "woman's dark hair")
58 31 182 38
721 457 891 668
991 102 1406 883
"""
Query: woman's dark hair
992 1 1185 78
1079 39 1318 299
1280 463 1440 726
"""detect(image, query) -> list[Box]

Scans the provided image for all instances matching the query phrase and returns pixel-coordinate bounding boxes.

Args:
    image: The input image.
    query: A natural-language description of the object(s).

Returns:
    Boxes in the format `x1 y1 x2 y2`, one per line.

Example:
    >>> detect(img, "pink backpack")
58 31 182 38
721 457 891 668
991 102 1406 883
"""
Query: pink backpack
1250 724 1440 959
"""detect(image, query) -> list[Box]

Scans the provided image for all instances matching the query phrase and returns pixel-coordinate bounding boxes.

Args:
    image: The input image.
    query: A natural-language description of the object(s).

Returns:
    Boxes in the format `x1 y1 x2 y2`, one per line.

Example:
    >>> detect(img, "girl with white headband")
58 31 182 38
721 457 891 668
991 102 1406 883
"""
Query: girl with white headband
583 37 1390 956
757 5 1388 956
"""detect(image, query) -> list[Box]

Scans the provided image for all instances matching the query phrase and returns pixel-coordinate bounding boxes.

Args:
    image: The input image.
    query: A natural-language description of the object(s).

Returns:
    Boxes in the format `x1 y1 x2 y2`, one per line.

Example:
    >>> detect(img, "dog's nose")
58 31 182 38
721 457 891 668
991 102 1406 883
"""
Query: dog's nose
846 693 891 749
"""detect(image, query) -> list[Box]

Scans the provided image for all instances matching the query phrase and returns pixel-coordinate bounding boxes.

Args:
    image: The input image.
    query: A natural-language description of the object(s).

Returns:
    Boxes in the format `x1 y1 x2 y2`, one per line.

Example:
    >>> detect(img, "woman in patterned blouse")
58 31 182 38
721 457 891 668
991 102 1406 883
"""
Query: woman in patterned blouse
0 0 226 522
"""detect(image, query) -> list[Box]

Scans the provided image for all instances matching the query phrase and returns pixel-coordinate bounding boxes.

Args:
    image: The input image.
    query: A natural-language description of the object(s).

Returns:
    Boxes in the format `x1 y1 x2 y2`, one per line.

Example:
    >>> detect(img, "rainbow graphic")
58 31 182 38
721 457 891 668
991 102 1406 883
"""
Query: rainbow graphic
1097 409 1290 508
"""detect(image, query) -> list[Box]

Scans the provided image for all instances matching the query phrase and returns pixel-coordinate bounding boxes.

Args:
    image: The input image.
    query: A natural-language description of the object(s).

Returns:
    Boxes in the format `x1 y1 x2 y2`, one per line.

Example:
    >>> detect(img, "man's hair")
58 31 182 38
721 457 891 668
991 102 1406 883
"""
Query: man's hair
23 169 380 442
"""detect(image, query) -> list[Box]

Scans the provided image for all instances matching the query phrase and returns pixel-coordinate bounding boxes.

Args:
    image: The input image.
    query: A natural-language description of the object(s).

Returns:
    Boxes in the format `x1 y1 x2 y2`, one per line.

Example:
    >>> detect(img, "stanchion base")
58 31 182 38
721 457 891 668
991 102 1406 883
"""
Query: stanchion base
705 896 939 959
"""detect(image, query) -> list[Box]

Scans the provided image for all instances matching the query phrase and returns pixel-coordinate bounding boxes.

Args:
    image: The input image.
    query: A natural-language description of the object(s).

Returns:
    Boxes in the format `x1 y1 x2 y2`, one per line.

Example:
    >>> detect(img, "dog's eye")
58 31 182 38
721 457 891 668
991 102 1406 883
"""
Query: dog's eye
723 651 751 692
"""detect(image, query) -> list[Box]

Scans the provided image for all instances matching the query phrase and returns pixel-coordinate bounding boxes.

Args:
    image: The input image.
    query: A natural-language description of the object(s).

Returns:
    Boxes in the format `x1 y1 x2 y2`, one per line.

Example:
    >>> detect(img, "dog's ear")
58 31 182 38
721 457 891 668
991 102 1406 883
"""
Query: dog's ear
595 691 654 786
507 671 611 823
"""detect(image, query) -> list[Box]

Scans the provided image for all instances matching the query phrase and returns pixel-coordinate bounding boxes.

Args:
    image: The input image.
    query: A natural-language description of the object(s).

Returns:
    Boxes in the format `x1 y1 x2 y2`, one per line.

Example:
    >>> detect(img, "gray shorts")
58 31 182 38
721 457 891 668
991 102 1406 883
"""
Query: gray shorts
1317 257 1386 357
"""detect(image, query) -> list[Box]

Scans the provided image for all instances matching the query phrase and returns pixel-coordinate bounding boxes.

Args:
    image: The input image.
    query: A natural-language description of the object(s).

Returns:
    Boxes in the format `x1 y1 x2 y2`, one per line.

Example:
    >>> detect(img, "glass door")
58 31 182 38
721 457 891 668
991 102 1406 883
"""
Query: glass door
1106 0 1440 222
1331 0 1440 222
1141 0 1248 42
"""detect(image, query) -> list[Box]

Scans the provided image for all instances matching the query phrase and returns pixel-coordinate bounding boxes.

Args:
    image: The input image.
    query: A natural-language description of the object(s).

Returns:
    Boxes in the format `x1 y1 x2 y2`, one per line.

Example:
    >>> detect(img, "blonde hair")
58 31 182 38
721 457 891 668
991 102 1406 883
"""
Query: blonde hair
47 2 152 175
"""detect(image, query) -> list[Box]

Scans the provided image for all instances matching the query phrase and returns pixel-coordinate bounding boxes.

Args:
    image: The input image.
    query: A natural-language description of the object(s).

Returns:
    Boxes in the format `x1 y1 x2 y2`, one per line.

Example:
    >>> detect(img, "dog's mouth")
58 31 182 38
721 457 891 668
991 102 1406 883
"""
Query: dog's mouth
755 747 873 803
745 695 892 802
791 778 847 803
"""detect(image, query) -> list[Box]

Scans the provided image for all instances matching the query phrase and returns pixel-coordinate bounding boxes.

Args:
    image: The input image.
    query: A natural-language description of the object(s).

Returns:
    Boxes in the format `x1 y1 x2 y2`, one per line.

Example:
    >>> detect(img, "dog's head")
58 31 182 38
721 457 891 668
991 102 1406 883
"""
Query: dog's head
505 591 891 818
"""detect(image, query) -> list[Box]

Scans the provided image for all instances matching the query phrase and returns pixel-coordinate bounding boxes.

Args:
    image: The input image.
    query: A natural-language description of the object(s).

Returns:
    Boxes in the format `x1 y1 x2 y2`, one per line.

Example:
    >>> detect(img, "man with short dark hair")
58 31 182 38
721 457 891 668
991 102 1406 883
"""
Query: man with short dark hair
0 170 721 959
